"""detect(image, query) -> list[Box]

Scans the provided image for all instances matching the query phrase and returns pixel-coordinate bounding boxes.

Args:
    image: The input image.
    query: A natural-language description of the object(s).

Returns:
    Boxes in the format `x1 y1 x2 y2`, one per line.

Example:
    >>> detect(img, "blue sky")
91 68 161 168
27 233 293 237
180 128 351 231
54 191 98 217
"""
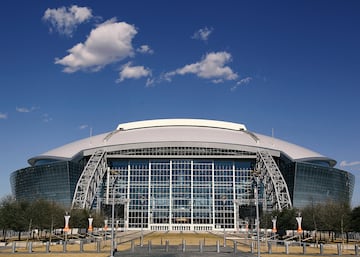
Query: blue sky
0 1 359 206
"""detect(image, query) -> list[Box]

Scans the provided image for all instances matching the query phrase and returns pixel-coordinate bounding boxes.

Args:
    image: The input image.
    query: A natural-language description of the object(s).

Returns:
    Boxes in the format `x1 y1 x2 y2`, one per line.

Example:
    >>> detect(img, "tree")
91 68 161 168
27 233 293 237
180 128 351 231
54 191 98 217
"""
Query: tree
0 195 16 241
68 209 105 233
300 200 351 242
271 208 298 237
0 196 110 241
27 199 65 238
350 206 360 232
0 198 30 240
70 208 90 229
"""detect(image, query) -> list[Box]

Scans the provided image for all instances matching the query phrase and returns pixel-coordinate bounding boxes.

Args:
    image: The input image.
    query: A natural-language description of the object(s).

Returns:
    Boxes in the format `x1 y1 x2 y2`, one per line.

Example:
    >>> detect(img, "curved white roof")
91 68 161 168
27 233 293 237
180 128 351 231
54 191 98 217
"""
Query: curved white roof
116 119 247 131
29 119 335 166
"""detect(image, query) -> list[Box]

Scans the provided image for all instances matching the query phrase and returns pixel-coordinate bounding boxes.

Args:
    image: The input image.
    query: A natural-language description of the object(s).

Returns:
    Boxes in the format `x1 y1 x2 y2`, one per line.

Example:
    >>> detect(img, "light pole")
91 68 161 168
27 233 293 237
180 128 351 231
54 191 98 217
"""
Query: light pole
234 199 241 233
109 172 123 257
109 172 129 257
221 195 227 247
254 176 261 257
110 186 117 257
140 195 146 247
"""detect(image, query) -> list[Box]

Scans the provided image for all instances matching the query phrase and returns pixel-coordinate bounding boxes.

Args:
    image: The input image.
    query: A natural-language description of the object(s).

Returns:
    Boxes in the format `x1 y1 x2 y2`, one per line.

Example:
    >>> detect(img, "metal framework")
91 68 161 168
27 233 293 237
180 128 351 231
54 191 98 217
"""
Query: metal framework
71 148 292 214
256 150 292 211
72 149 108 209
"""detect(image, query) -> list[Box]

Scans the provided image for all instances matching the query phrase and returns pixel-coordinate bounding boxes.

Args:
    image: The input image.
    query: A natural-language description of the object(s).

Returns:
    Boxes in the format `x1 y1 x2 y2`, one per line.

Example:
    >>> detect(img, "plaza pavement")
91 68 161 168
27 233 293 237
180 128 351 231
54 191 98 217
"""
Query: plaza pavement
0 231 358 257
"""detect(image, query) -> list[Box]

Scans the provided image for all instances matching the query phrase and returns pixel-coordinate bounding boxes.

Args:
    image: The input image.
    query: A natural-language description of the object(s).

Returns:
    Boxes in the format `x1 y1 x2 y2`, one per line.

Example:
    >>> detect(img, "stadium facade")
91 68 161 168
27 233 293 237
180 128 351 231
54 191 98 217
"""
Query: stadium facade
10 119 354 231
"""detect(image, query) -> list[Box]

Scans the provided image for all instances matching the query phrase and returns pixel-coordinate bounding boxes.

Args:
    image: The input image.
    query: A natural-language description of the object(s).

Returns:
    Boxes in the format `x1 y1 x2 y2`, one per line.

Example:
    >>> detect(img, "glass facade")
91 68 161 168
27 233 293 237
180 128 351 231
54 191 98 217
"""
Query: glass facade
107 159 255 231
281 161 355 208
10 151 355 231
10 161 83 207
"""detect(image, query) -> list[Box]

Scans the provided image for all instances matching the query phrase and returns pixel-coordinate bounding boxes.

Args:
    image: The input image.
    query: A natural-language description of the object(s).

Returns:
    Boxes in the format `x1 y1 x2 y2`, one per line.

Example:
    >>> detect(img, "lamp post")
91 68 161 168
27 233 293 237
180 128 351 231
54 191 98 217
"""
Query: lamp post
254 176 261 257
109 171 129 257
140 195 146 247
110 186 117 257
234 199 241 233
109 171 123 257
221 195 227 247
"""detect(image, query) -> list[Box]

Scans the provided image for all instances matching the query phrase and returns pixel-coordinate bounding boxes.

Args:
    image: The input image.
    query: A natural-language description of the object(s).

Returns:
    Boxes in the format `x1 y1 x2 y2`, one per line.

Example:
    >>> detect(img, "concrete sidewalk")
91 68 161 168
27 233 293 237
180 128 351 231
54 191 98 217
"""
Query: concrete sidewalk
115 244 255 257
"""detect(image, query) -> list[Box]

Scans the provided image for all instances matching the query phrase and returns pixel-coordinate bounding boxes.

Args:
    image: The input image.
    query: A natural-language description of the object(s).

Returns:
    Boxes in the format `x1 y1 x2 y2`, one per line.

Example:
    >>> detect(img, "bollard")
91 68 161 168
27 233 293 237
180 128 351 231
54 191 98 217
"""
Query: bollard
355 244 359 256
285 242 289 255
131 240 135 252
199 240 203 253
113 239 117 253
182 239 186 252
96 240 100 253
233 241 237 254
250 241 254 254
80 240 84 252
46 241 50 253
303 243 306 255
12 242 16 253
165 240 169 252
148 240 152 253
217 240 220 253
63 240 67 253
337 243 342 256
268 241 272 254
320 243 324 255
28 242 33 253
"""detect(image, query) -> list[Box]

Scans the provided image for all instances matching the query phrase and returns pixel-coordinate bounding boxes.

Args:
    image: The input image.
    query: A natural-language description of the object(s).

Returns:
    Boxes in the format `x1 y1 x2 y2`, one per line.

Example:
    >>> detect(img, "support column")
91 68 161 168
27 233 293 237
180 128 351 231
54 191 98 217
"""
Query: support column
169 160 173 228
190 160 194 226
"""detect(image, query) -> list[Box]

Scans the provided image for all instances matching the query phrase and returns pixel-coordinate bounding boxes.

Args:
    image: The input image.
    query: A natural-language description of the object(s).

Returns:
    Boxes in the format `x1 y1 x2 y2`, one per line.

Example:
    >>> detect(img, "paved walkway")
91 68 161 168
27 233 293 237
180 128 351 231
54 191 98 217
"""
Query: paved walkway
115 244 255 257
111 231 359 257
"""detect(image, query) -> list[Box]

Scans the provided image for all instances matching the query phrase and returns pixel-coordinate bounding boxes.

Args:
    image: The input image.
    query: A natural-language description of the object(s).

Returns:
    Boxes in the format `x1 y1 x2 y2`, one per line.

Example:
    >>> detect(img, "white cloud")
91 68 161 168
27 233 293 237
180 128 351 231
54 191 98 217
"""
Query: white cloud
137 45 154 54
231 77 252 91
43 5 93 37
117 62 151 83
42 113 52 123
16 106 38 113
79 124 89 130
0 113 7 119
192 27 213 41
55 19 137 73
212 79 225 84
16 107 31 113
146 78 155 87
164 52 238 83
236 77 252 85
340 161 360 167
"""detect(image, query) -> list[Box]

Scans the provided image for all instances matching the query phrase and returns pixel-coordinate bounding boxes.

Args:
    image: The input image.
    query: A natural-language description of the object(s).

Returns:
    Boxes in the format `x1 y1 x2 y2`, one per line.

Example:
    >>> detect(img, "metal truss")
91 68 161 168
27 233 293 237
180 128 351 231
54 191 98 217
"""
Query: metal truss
71 148 291 212
72 149 108 209
256 151 292 211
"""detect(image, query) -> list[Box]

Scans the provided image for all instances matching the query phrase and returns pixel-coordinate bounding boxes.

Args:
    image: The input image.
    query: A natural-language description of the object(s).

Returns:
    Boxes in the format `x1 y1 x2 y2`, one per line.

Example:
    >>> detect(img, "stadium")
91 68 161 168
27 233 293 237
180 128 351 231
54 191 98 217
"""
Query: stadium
10 119 354 231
